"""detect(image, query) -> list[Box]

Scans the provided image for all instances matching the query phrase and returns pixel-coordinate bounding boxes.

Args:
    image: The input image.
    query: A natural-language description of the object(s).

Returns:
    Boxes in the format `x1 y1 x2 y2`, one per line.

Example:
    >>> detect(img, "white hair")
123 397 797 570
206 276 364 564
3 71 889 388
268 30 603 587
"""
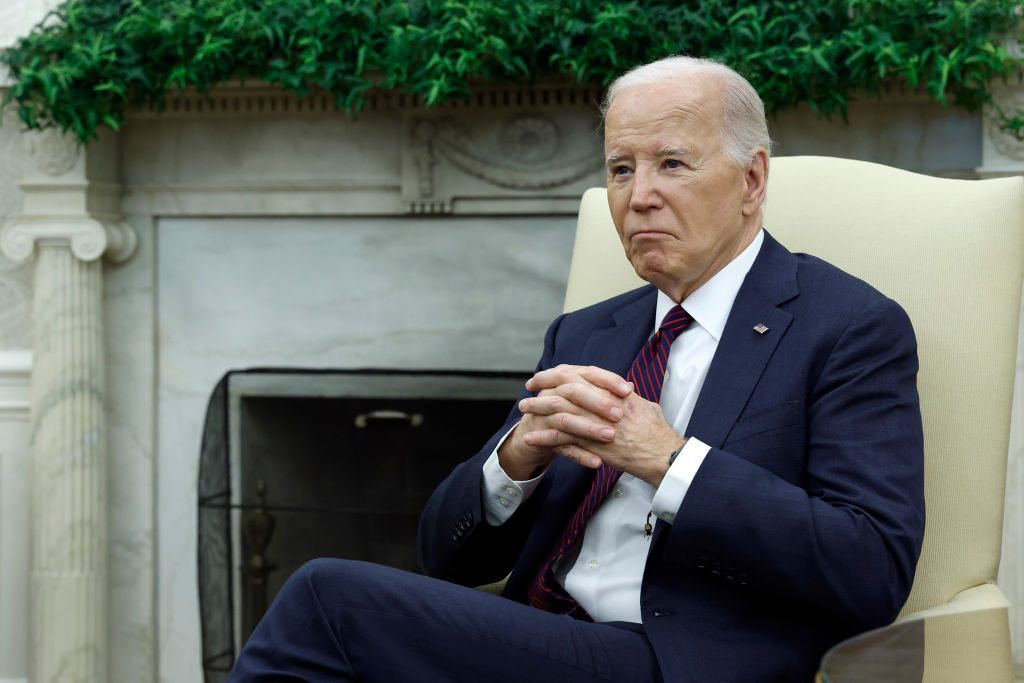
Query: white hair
601 56 773 166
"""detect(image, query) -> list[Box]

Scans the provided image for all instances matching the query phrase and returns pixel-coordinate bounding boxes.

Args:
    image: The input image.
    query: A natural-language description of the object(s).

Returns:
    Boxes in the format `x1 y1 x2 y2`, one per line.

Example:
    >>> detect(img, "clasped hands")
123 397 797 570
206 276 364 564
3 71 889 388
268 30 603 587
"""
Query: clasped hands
498 365 685 488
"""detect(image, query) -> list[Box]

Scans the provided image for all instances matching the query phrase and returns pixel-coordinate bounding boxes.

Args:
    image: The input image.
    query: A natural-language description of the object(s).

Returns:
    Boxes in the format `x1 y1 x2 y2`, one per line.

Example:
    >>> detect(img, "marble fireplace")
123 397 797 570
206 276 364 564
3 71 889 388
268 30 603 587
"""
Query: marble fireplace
136 85 602 683
1 82 606 682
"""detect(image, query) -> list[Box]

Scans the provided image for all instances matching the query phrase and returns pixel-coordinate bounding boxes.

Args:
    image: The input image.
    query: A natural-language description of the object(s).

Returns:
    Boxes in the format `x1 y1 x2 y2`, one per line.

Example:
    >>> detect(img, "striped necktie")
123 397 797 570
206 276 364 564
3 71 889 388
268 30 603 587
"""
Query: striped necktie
527 304 692 619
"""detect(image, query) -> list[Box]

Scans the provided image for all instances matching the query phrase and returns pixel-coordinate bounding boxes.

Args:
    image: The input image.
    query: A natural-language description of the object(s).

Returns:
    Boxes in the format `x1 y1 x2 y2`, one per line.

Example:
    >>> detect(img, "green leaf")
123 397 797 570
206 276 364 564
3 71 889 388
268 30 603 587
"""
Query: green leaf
1 0 1023 142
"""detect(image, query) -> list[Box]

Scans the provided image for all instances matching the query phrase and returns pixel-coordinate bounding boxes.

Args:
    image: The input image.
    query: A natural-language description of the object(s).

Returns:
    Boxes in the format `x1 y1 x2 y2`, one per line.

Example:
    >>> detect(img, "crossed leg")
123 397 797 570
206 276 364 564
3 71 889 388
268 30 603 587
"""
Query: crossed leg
227 559 662 682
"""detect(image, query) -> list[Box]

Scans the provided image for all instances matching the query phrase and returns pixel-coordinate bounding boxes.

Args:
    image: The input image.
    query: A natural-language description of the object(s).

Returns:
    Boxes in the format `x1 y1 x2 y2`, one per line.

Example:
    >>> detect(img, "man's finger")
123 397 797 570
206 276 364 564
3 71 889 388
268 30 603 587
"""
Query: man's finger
520 414 615 446
577 365 634 398
526 364 632 398
519 394 576 417
521 387 623 422
557 443 603 469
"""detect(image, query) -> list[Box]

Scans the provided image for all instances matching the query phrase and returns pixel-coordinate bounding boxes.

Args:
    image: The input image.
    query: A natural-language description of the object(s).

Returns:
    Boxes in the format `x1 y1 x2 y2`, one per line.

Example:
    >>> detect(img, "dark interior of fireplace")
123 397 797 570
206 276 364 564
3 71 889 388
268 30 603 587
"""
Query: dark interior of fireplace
197 369 528 682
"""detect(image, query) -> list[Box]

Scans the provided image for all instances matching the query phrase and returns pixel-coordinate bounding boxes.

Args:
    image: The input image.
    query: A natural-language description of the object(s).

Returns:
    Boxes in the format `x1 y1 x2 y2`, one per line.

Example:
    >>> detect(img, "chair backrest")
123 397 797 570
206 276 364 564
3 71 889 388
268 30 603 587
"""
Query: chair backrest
564 156 1024 617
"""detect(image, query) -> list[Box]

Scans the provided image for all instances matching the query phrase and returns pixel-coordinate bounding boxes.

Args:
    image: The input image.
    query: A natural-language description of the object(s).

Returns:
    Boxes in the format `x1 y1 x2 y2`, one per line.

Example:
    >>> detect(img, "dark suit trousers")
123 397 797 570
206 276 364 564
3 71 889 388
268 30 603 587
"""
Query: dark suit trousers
227 559 662 682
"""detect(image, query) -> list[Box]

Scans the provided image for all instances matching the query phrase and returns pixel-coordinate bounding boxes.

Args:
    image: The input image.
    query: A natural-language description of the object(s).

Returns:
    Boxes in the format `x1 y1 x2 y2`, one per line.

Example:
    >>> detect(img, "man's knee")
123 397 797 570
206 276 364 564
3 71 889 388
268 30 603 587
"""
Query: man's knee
287 557 354 589
281 558 382 604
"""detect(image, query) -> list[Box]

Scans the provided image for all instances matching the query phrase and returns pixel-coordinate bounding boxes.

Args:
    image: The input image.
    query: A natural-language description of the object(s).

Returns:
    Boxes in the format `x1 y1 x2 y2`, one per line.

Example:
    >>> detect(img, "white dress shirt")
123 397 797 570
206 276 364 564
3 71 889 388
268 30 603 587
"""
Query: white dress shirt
481 230 764 623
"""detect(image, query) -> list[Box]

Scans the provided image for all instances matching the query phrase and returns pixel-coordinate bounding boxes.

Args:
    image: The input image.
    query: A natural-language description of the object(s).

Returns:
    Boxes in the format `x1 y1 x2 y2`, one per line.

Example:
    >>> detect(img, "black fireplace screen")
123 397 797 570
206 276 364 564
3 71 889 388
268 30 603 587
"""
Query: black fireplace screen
197 368 529 682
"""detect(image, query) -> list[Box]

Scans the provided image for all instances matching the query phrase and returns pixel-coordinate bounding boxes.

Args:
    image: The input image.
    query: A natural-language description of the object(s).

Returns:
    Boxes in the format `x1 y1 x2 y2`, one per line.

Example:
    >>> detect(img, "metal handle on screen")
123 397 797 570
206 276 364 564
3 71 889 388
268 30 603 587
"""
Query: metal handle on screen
354 410 424 428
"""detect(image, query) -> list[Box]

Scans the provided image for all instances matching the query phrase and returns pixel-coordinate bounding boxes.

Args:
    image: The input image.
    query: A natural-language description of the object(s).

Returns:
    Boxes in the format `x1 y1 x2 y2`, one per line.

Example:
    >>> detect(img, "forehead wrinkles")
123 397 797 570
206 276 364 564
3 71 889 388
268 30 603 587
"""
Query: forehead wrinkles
604 104 723 156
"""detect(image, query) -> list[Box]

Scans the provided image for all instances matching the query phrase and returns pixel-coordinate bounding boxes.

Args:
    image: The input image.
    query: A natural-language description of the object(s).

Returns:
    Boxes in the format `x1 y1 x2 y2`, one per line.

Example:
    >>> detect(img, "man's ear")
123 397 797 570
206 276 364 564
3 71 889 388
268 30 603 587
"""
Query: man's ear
741 148 769 216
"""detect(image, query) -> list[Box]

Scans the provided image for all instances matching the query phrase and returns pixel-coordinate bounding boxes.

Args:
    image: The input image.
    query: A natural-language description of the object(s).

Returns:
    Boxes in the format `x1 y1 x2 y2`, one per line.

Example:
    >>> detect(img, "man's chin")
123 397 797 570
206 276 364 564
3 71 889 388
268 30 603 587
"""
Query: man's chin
633 266 674 293
629 254 671 283
628 259 694 301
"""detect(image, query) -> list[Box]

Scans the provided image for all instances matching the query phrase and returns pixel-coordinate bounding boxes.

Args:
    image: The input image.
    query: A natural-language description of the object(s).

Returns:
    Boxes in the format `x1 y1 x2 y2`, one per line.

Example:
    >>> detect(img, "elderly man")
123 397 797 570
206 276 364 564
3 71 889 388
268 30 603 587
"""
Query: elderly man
228 56 924 683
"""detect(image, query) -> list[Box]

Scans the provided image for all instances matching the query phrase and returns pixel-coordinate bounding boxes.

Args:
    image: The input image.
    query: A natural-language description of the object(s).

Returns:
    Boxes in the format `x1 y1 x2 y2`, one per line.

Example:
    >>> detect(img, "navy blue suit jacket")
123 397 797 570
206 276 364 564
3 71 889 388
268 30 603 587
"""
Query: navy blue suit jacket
419 232 925 682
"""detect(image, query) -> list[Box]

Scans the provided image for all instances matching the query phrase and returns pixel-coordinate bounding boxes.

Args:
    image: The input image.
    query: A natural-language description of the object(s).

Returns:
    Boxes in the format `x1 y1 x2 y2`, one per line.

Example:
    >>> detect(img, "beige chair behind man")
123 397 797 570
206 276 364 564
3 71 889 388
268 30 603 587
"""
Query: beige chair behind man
564 155 1024 624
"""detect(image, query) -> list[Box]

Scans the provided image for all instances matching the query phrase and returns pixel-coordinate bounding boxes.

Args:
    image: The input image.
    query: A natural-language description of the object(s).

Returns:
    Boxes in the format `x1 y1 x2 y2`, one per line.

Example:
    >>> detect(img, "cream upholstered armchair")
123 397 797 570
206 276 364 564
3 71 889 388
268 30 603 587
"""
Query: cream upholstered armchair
565 156 1024 625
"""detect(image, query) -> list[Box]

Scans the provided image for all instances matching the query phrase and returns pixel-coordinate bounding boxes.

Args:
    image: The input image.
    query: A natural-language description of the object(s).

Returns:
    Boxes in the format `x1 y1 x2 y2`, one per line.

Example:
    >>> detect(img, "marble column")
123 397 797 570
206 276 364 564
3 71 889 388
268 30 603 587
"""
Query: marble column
0 128 135 683
976 76 1024 680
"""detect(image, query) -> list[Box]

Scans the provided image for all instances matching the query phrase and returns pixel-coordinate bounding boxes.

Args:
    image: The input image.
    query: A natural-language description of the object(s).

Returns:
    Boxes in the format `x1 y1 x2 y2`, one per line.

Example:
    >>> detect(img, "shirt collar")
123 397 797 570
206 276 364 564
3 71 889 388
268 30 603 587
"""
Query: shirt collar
654 229 764 342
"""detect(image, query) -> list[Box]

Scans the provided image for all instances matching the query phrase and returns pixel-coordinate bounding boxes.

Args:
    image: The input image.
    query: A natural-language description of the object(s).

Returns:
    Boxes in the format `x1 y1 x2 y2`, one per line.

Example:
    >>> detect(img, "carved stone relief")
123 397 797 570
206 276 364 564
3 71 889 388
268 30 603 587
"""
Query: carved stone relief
23 125 81 176
402 99 605 213
408 113 602 193
0 108 32 349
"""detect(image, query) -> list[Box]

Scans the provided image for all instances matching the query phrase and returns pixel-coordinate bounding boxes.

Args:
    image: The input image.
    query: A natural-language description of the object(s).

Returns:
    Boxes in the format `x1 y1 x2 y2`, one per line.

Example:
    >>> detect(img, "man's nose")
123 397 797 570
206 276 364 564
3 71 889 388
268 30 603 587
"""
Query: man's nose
629 169 663 211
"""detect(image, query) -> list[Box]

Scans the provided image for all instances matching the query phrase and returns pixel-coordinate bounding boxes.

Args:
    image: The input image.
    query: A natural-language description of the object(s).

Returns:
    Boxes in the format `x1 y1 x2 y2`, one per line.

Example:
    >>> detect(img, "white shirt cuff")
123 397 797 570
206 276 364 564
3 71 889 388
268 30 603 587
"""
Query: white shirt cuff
650 437 711 524
480 424 546 525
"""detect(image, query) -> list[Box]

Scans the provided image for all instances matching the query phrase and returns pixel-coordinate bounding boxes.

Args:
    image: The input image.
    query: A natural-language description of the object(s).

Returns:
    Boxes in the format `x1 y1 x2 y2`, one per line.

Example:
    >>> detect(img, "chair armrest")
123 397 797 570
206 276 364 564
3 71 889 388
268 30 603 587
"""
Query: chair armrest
819 584 1013 682
896 582 1010 622
475 578 508 596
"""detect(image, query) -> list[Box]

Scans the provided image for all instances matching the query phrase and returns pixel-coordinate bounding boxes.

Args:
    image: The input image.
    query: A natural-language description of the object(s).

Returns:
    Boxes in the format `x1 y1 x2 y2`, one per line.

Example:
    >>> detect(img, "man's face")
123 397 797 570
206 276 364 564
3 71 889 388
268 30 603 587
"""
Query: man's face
603 73 766 302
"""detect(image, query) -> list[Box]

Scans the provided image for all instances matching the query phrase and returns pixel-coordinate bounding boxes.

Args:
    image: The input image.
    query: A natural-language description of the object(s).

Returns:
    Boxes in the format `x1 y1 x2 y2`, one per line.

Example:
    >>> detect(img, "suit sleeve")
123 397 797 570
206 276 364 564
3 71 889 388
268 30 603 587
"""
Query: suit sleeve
416 314 566 587
661 296 925 632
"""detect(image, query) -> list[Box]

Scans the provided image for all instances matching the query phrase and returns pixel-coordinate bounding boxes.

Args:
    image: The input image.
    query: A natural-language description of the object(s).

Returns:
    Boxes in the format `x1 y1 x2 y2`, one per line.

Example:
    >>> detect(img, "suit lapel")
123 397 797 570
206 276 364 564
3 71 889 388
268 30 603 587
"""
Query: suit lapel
579 286 657 375
648 232 799 547
686 232 799 449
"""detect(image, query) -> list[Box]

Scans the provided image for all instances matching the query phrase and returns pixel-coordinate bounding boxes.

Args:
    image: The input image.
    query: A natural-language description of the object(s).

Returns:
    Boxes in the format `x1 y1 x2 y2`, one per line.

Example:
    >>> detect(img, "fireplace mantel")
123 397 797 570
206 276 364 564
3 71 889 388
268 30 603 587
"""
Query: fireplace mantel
120 82 606 218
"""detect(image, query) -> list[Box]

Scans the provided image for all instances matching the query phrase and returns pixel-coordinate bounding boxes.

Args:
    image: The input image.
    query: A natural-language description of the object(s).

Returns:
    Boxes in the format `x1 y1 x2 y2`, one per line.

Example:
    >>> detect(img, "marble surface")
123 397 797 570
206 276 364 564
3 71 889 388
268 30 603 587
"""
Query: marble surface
154 215 574 681
0 350 31 682
0 109 33 350
0 0 62 84
771 98 982 176
0 0 61 47
105 216 156 683
30 246 107 682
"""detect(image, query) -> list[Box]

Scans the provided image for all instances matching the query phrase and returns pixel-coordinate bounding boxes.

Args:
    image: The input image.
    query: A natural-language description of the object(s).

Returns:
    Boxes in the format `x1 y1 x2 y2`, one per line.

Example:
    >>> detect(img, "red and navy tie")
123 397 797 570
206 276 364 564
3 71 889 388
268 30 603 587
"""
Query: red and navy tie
527 304 692 619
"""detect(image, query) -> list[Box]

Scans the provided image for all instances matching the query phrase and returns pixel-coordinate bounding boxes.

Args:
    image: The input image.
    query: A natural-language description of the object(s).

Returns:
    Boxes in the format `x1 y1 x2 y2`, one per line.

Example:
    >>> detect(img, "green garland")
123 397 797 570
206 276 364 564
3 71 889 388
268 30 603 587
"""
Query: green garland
2 0 1023 143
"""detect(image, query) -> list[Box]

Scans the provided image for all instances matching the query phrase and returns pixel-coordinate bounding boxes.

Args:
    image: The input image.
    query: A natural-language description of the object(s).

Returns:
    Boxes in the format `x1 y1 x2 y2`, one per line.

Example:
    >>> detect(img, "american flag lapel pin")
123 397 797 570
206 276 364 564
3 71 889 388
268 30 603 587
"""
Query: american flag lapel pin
753 323 770 335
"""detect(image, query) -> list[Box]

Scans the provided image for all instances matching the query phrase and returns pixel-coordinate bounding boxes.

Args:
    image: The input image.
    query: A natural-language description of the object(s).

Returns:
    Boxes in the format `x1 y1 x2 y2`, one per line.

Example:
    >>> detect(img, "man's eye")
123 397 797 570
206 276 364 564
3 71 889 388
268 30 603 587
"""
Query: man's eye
612 166 632 176
665 159 684 169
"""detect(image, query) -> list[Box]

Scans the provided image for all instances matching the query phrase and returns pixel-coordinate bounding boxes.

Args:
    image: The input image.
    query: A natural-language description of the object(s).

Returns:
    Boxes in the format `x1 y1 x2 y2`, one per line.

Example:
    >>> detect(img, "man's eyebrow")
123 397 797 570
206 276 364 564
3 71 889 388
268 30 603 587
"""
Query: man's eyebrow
605 147 695 167
604 153 630 167
657 145 693 158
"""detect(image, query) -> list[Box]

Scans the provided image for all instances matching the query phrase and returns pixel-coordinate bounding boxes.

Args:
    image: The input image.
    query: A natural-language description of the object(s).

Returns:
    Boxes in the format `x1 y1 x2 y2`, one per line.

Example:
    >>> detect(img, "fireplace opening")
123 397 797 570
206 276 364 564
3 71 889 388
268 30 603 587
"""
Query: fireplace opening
197 369 529 682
